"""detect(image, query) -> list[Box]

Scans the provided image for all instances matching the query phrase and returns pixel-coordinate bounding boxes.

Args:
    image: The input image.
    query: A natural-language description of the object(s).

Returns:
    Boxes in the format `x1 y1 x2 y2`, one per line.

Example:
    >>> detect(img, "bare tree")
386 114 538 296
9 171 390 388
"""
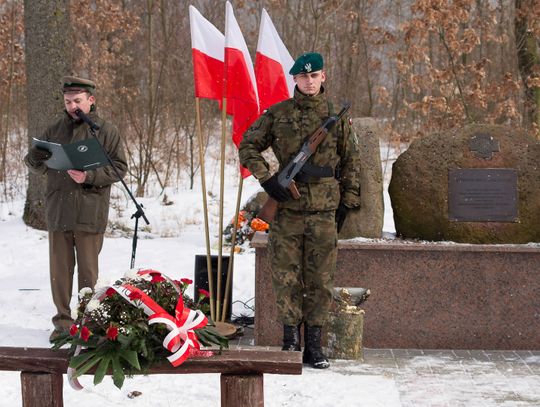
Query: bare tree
6 0 538 214
22 0 72 229
0 1 25 200
515 0 540 132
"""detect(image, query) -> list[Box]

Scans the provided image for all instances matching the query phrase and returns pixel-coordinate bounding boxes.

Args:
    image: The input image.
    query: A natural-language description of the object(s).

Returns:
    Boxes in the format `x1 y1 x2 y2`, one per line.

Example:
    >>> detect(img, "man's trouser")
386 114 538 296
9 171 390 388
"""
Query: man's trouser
49 231 104 330
268 209 337 326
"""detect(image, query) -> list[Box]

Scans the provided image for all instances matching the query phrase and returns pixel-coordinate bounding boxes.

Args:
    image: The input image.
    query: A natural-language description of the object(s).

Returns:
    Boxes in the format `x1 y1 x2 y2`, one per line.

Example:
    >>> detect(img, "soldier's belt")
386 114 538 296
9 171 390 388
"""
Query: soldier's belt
294 163 334 183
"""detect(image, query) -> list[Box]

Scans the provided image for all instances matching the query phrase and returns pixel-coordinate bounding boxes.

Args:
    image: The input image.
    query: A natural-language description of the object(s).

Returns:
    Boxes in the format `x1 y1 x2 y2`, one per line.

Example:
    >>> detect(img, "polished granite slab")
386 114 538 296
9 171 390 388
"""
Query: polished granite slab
251 232 540 349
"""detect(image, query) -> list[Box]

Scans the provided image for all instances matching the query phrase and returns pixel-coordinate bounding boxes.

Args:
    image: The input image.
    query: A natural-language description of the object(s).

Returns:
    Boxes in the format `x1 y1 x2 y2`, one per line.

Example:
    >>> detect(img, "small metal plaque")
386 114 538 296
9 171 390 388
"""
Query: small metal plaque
469 133 500 160
448 169 518 222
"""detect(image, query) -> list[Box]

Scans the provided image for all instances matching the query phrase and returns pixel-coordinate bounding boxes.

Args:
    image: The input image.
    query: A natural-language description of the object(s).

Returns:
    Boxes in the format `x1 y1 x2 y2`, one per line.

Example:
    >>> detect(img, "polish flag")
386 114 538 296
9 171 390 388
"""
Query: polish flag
255 9 295 112
225 1 259 178
189 5 224 100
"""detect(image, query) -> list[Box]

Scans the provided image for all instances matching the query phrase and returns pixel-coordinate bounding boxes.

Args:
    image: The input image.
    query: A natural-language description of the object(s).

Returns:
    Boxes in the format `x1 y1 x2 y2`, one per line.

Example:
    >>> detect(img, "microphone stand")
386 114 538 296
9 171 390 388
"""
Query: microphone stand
77 109 149 269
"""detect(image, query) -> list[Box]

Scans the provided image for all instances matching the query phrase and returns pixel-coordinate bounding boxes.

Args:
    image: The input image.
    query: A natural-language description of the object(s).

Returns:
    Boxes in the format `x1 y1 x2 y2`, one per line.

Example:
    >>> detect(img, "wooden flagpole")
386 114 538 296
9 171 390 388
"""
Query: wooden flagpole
221 173 243 321
216 97 228 320
194 97 215 322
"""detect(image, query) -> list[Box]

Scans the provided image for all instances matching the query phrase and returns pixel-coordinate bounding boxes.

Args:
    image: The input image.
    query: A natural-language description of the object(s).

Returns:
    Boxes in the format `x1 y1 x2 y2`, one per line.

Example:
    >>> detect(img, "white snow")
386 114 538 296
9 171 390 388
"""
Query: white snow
0 142 538 406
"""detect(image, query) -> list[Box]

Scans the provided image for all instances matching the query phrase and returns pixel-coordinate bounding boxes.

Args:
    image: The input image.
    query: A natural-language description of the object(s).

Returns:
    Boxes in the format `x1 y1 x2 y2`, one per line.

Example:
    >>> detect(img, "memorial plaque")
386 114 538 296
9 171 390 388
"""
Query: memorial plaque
448 169 518 222
469 133 500 159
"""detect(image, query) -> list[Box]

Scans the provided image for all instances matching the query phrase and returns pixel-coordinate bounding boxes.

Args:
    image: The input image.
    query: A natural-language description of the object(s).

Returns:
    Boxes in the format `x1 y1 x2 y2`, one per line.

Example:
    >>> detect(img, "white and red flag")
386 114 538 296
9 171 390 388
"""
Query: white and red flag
189 5 224 101
224 1 259 173
255 9 295 112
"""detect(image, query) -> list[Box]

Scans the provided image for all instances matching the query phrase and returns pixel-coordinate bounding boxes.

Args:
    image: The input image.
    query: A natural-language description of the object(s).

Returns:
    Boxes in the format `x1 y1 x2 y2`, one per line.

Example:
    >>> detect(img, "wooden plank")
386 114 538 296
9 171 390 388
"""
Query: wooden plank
1 347 301 407
221 374 264 407
0 348 69 373
21 372 63 407
0 347 303 375
150 349 303 375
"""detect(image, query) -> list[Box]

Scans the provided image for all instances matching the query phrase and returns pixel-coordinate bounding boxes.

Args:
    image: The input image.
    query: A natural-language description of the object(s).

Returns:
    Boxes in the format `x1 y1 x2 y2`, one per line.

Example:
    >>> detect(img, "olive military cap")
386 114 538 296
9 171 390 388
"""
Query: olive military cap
62 76 96 94
289 52 324 75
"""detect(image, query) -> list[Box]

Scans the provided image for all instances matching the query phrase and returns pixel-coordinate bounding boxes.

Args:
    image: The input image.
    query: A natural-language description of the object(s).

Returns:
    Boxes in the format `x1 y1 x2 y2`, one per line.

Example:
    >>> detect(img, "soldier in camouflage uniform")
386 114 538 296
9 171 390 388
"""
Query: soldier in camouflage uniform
239 53 361 368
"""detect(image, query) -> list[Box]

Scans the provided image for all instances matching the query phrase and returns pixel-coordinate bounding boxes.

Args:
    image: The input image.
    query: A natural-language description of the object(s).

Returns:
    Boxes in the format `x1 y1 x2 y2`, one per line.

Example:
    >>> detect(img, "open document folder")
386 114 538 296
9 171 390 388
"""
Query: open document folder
32 137 110 171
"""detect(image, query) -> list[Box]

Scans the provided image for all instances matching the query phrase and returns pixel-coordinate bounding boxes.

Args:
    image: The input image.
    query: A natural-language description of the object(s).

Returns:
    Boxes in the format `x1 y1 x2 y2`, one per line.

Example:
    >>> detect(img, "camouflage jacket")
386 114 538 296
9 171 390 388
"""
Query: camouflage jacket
24 110 127 233
239 87 361 211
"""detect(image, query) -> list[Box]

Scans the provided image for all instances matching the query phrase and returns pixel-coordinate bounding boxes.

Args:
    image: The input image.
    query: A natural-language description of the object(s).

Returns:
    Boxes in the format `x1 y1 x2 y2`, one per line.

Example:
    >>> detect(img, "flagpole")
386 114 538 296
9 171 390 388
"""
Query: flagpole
217 97 228 320
194 97 215 322
221 173 243 322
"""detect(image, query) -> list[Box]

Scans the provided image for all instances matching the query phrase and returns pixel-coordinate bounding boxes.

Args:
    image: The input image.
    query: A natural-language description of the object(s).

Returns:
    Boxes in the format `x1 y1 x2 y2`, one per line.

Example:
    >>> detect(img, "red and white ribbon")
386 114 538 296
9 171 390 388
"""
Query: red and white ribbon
149 296 207 366
114 281 208 366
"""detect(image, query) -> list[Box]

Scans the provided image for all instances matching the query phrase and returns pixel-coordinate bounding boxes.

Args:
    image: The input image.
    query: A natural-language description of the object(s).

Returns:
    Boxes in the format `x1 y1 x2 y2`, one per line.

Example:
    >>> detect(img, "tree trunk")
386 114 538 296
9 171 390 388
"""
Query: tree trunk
23 0 72 229
515 0 540 131
0 4 16 187
324 309 364 360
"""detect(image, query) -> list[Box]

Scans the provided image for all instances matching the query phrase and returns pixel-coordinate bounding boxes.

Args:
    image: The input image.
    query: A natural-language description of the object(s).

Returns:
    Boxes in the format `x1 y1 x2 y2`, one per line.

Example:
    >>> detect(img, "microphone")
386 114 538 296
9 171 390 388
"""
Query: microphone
74 108 100 130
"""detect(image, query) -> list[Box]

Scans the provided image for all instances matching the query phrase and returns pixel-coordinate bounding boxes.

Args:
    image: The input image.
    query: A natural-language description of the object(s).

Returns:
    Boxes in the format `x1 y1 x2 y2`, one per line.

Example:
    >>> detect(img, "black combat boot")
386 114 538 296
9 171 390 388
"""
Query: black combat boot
303 325 330 369
282 325 301 351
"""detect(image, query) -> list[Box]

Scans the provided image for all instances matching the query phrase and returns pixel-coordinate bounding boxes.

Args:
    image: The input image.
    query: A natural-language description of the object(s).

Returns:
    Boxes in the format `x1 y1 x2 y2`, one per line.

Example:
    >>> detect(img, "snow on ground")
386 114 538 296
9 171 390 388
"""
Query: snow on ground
0 175 404 407
0 173 263 349
1 142 538 406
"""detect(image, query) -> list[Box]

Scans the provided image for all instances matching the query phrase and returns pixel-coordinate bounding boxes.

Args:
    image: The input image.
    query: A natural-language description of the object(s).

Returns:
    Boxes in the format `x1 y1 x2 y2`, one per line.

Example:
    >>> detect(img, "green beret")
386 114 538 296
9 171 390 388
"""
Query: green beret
62 75 96 94
289 52 324 75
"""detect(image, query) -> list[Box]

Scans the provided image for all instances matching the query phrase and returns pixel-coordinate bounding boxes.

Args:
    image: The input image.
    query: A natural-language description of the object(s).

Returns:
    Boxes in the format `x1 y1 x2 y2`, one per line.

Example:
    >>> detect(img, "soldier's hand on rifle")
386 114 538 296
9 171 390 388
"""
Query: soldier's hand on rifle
335 202 349 233
28 146 52 165
261 175 291 202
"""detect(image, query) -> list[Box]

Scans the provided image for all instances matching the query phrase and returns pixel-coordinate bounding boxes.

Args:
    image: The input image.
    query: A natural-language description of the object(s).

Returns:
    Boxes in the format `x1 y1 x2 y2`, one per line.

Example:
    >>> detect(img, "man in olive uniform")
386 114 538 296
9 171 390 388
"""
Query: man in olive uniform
25 76 127 341
239 53 361 368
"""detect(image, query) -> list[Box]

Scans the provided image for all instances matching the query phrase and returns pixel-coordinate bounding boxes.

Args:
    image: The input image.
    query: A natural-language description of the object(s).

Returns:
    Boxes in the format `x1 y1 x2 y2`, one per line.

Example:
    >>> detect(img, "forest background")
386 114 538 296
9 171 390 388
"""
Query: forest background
0 0 539 228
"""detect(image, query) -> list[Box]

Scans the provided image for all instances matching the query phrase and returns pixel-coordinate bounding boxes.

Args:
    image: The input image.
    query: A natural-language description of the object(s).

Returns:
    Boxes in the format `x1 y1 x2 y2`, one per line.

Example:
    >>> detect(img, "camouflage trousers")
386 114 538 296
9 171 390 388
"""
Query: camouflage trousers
268 208 337 326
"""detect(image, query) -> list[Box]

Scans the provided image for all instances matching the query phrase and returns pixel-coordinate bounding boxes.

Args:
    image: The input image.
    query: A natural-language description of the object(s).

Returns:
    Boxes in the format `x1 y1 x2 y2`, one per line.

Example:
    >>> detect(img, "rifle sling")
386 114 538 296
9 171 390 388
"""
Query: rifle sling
290 101 344 184
295 162 334 183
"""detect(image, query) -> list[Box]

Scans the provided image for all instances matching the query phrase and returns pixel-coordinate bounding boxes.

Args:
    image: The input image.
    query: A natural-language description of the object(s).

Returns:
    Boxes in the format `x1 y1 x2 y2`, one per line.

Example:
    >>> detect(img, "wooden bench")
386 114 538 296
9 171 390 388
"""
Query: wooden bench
0 346 303 407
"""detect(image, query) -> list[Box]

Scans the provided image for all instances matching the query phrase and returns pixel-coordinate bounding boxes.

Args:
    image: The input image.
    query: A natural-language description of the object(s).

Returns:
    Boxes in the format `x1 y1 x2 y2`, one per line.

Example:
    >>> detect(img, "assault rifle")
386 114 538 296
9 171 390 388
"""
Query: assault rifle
257 102 351 223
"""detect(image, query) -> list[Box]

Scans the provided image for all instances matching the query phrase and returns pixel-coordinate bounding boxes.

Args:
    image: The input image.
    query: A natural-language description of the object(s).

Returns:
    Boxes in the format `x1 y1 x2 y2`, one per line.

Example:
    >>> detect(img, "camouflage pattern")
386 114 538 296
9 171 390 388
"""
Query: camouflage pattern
239 87 362 211
269 209 337 325
239 86 362 325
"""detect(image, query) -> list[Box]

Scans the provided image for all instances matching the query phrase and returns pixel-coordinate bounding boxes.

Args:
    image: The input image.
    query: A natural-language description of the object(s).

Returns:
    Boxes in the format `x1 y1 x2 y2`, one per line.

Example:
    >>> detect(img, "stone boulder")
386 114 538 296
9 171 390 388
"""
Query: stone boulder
389 124 540 243
338 118 384 239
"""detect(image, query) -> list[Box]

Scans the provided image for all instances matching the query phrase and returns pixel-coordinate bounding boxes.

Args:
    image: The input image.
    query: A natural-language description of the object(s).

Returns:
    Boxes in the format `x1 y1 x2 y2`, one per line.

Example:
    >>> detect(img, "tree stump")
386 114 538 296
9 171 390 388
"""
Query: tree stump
324 308 365 360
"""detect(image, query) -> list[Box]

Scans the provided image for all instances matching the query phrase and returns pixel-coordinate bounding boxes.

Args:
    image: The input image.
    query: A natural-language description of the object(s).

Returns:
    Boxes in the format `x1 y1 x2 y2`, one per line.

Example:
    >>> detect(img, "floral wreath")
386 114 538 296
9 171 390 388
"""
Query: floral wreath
52 269 228 389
